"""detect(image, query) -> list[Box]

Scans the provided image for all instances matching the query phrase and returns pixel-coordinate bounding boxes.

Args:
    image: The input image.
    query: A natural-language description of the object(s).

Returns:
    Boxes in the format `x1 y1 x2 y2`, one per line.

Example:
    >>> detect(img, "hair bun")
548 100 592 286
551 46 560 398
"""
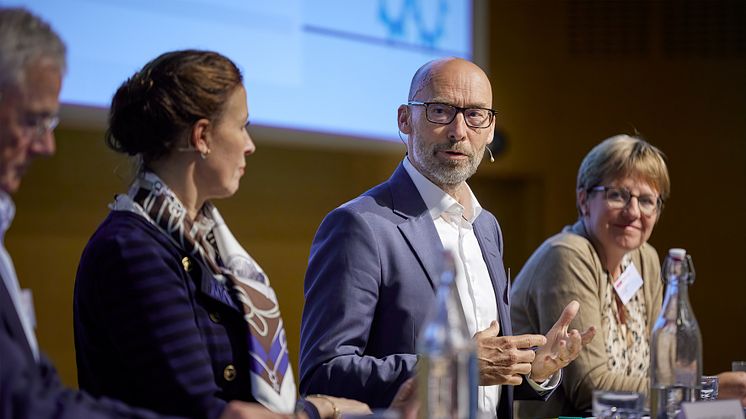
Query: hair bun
105 49 243 165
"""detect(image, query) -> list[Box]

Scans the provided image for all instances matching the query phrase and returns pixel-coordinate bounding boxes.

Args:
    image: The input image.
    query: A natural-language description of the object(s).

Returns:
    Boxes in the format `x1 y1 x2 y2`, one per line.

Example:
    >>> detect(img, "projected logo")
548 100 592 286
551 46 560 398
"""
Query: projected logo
378 0 448 48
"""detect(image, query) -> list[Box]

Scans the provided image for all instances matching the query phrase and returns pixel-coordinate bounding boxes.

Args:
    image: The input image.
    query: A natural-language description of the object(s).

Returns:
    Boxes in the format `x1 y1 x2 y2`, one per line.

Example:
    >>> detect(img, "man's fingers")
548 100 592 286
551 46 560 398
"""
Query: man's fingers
552 300 580 330
580 326 596 345
509 333 547 349
484 373 527 386
480 373 524 387
555 340 568 360
512 349 537 364
474 320 500 340
566 330 584 355
478 347 536 366
514 362 532 376
506 374 523 386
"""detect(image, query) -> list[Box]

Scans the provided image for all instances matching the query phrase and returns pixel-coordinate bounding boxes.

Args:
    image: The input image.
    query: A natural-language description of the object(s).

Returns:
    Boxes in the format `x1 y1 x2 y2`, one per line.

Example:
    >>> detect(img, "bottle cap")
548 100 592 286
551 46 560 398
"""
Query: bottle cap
668 248 687 260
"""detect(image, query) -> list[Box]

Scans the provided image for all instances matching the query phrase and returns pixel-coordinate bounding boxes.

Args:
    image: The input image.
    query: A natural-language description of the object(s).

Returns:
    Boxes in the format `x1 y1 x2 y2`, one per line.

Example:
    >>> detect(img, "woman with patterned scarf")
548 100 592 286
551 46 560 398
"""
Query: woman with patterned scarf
73 50 371 419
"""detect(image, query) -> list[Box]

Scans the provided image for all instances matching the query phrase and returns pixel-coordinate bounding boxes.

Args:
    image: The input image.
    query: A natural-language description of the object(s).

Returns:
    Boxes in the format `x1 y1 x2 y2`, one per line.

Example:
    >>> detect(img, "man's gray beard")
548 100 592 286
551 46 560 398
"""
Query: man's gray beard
413 140 484 188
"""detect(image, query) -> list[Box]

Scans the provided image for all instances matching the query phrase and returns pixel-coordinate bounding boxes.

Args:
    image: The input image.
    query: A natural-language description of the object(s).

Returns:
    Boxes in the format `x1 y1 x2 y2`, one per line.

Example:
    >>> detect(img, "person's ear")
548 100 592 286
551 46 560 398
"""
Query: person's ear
398 105 412 135
577 188 589 217
486 123 495 145
652 207 662 225
190 118 211 155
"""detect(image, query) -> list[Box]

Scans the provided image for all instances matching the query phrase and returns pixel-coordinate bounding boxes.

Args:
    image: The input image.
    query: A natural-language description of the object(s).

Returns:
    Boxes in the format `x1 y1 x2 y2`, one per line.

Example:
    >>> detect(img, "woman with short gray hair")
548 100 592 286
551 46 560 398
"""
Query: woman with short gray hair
512 135 668 417
511 135 746 417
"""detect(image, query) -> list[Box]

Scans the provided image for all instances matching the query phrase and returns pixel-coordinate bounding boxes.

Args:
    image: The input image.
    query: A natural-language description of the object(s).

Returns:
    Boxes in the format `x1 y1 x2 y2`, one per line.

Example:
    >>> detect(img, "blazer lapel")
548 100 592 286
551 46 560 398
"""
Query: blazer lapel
473 214 512 336
398 219 443 291
0 278 35 364
187 256 241 313
389 164 443 291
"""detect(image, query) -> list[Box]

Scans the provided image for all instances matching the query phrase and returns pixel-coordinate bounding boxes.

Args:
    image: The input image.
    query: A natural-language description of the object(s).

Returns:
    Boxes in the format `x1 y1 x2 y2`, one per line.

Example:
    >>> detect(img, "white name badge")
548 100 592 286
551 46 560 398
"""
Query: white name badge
682 399 745 419
613 263 644 305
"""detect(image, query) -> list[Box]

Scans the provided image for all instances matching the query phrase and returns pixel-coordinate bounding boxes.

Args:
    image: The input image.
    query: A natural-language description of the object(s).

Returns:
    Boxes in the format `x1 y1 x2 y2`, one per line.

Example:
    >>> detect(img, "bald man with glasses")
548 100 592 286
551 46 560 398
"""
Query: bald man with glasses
299 58 596 419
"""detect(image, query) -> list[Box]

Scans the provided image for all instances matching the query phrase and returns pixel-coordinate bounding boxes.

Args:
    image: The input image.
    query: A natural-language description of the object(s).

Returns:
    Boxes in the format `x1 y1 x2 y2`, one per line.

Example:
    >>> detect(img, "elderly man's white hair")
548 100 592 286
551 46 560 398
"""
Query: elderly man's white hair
0 7 66 90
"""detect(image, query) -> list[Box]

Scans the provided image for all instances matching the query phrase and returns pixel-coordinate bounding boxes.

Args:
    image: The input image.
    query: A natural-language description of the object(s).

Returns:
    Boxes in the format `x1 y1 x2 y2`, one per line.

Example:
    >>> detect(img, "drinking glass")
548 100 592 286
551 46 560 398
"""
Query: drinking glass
342 409 400 419
594 408 643 419
732 361 746 372
592 390 645 419
700 375 719 400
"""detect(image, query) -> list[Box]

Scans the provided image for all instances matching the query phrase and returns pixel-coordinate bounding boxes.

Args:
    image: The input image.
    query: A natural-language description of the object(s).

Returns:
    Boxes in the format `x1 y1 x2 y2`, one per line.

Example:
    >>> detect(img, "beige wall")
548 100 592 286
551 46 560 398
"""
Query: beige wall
8 0 744 388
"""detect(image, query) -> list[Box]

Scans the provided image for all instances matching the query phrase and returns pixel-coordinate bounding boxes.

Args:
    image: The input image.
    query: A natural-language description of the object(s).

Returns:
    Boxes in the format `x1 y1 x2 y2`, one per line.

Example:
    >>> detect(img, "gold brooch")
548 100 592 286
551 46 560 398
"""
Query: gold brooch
181 256 192 272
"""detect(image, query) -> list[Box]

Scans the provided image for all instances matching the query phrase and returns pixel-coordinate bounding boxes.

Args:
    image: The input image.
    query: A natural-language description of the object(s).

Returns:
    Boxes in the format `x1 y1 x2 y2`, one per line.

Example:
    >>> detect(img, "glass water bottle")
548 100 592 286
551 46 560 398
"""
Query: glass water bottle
417 250 478 419
650 248 702 418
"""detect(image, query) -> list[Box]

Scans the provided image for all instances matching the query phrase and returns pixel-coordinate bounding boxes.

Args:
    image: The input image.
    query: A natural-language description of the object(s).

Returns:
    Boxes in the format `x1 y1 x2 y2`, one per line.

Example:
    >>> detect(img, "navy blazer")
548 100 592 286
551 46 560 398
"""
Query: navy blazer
0 278 173 419
299 163 539 417
74 211 255 419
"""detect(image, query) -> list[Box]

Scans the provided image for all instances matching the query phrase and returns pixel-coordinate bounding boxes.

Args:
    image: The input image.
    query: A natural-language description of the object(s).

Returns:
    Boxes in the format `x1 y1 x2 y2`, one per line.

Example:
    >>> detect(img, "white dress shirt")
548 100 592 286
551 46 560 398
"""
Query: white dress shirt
403 158 559 418
0 191 39 361
403 158 502 415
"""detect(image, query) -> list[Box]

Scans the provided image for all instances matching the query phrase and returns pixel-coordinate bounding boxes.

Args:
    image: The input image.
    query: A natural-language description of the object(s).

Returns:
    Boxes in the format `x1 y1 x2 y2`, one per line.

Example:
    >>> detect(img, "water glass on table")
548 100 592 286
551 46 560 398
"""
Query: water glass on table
700 375 719 401
729 363 746 416
592 390 645 419
733 361 746 372
342 410 400 419
593 407 643 419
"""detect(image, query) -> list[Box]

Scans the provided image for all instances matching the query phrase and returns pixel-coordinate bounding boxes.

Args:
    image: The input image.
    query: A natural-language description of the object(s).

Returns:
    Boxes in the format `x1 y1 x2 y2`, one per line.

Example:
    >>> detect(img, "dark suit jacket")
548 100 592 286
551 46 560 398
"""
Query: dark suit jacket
1 277 173 419
299 163 541 418
74 211 256 419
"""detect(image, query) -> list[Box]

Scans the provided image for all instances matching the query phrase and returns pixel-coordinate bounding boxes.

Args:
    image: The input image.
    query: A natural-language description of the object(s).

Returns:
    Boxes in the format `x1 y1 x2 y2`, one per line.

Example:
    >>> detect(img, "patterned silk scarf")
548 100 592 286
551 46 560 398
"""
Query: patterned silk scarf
601 256 650 378
115 172 297 413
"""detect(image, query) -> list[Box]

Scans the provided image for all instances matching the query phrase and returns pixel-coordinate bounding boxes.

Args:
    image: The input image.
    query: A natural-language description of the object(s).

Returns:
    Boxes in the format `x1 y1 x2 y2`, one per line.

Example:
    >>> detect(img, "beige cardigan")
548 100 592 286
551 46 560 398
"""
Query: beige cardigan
510 221 663 417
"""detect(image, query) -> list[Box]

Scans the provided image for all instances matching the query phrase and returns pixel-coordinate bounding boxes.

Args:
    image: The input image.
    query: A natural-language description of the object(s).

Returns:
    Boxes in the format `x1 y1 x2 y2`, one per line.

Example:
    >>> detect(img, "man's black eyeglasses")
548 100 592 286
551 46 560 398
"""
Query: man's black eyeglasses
408 101 496 129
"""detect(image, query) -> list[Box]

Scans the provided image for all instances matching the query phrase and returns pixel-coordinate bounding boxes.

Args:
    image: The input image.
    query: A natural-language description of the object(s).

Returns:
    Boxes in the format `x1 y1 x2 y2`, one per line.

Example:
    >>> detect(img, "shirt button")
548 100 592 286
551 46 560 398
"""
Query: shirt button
223 364 237 381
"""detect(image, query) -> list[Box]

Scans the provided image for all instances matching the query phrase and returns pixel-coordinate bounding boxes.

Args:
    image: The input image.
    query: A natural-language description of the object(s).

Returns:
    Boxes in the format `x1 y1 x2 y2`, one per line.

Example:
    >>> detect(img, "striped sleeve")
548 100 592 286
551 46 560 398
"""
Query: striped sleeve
77 223 226 419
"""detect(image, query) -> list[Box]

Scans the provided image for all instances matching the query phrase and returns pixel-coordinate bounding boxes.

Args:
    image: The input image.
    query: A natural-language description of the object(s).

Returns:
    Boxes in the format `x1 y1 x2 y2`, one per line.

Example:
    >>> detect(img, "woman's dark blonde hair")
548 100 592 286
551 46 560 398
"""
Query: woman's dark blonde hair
577 135 670 213
106 49 243 166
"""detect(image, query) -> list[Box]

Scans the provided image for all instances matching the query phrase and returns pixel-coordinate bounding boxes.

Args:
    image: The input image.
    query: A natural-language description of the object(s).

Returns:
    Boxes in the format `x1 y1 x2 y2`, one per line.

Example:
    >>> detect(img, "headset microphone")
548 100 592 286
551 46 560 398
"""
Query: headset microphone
486 146 495 163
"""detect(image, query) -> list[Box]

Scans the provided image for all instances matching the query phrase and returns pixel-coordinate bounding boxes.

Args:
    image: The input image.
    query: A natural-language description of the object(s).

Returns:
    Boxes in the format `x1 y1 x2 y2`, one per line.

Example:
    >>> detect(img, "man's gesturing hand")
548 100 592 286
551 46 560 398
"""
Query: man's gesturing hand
473 320 546 386
530 300 596 382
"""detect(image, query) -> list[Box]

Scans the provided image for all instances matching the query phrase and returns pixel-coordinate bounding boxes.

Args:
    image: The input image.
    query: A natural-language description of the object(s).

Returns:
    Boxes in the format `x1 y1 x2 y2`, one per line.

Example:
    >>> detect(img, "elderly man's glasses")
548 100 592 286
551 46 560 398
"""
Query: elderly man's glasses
408 101 496 129
20 112 59 138
0 90 60 139
590 186 662 216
